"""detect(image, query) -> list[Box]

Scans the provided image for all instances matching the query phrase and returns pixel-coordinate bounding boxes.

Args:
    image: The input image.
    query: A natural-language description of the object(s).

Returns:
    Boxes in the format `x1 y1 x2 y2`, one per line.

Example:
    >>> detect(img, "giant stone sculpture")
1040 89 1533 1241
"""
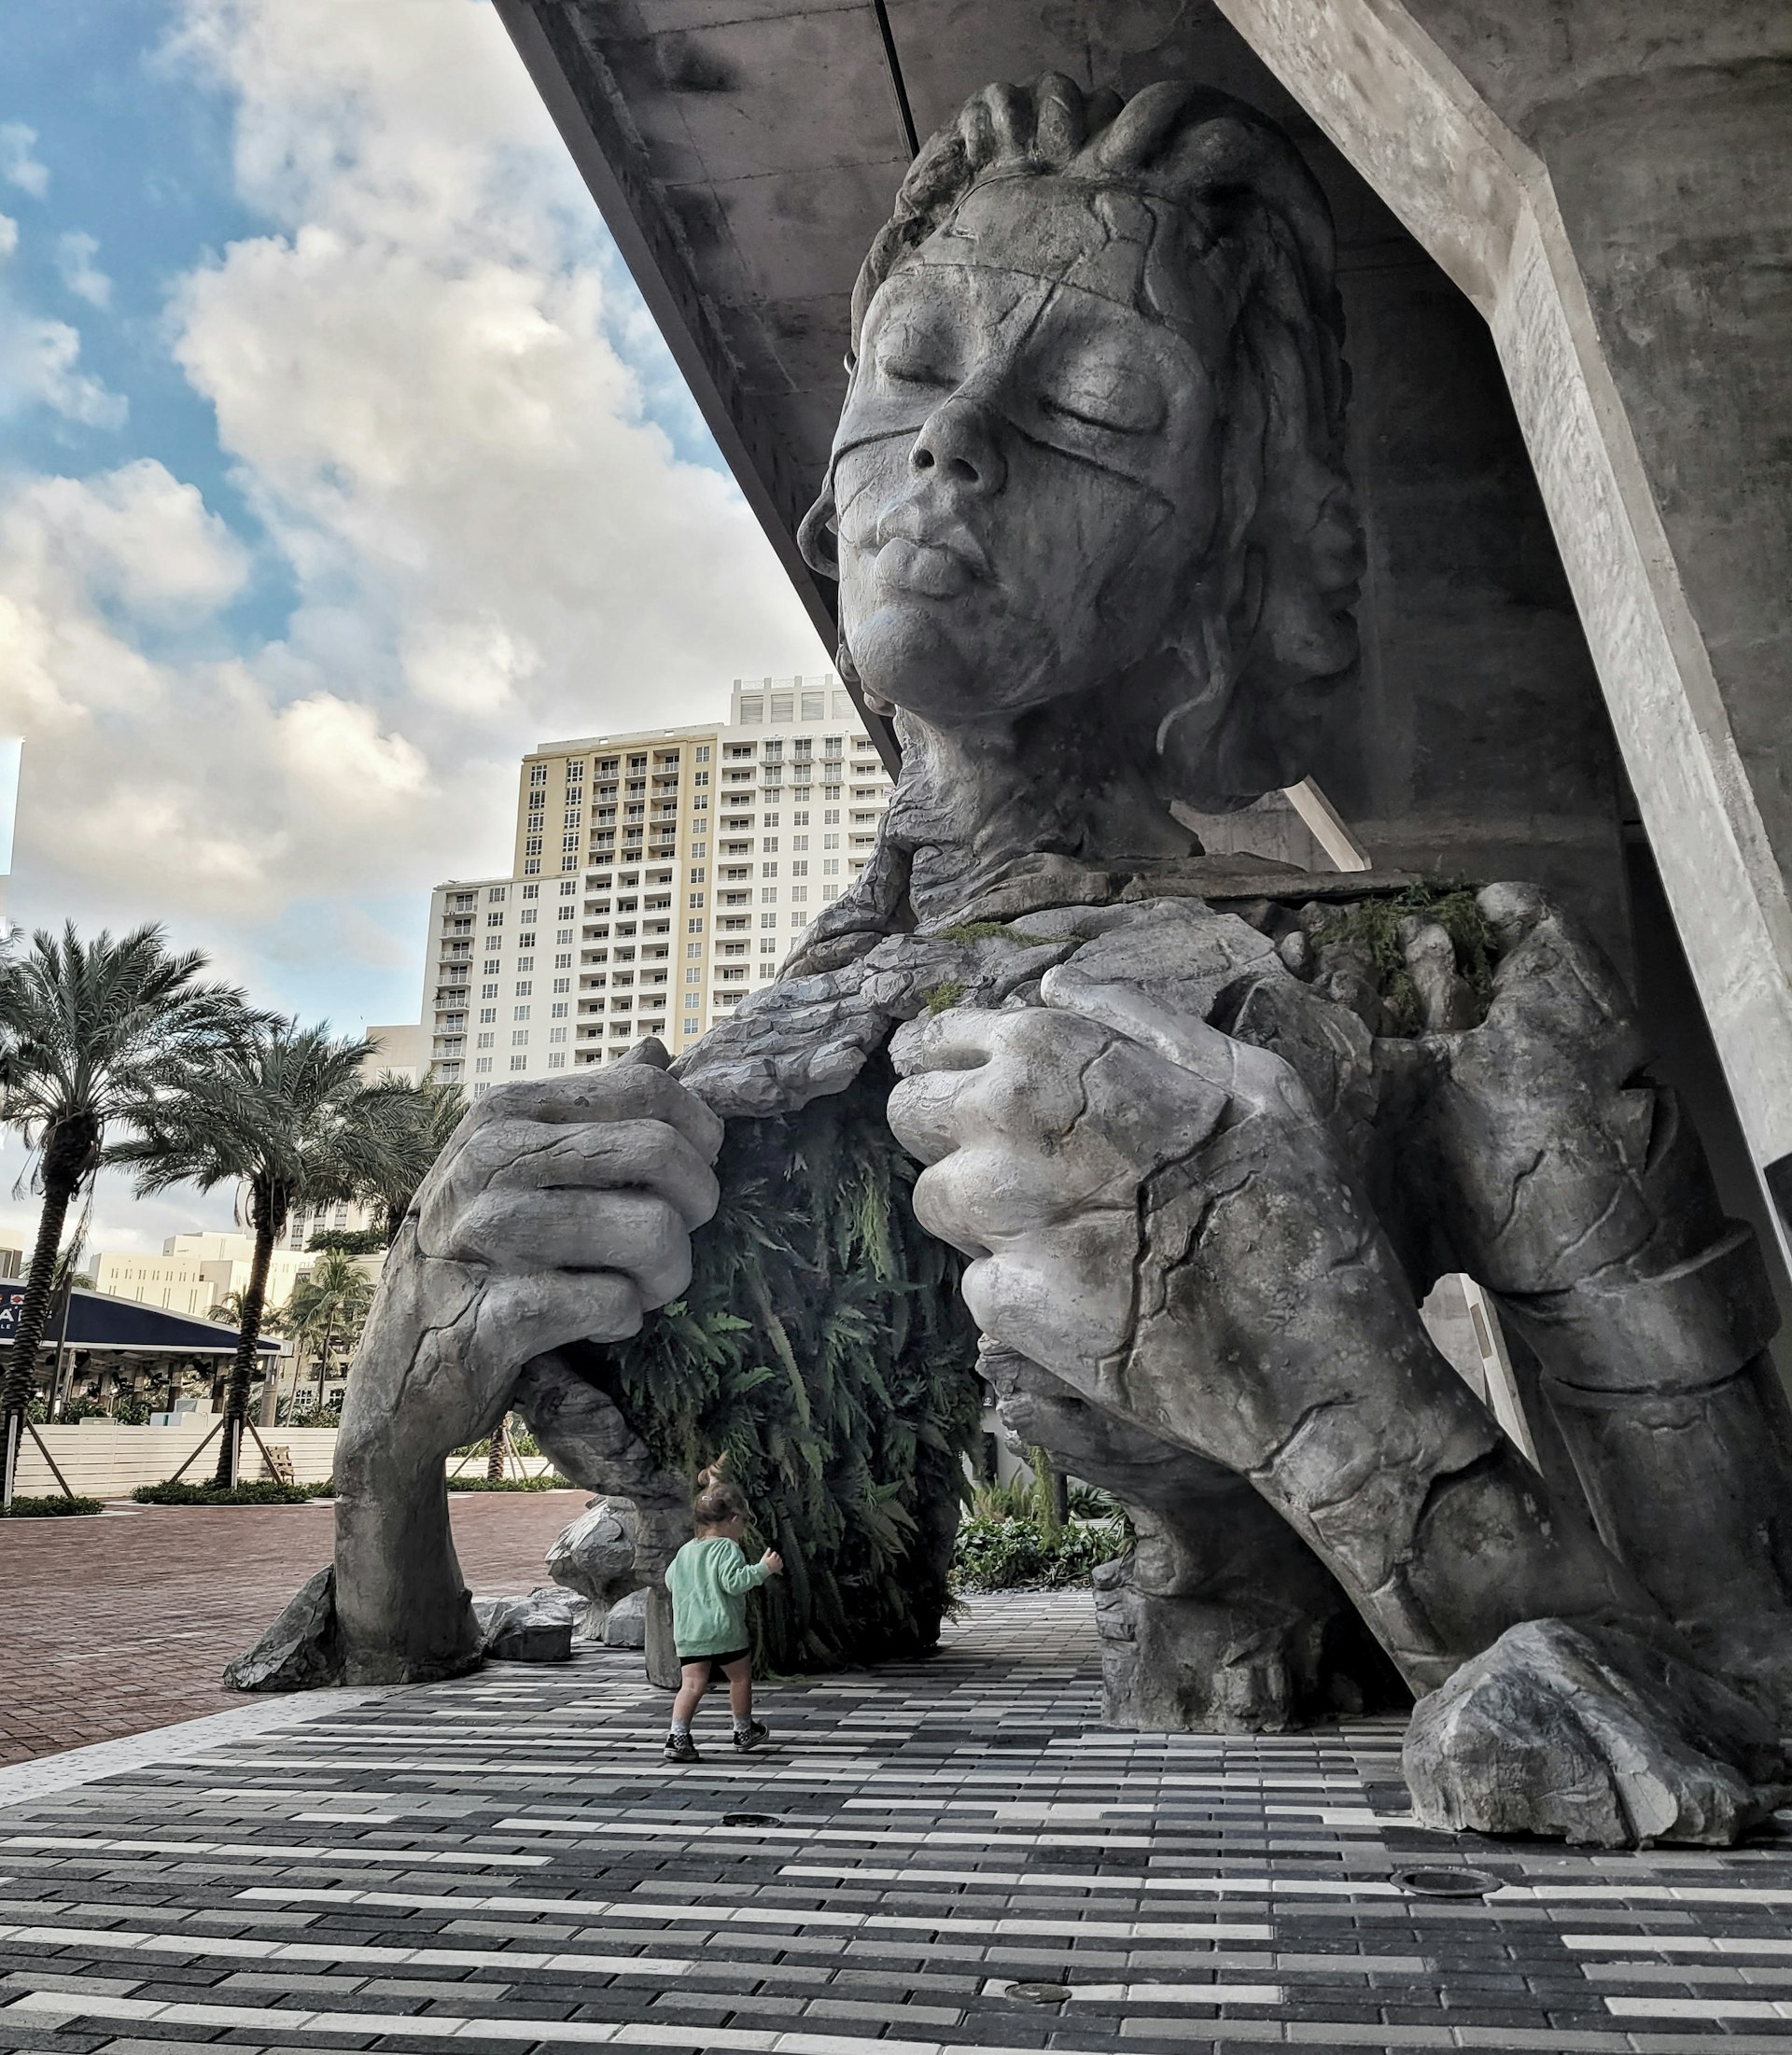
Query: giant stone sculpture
236 76 1792 1847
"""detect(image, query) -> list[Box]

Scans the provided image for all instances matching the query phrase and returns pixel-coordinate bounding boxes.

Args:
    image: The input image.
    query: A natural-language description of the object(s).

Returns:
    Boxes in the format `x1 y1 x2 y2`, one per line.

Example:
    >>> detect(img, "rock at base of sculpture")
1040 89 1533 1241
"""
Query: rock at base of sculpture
598 1587 647 1647
474 1587 578 1664
1405 1617 1792 1847
1093 1555 1404 1732
223 1565 341 1691
546 1496 646 1638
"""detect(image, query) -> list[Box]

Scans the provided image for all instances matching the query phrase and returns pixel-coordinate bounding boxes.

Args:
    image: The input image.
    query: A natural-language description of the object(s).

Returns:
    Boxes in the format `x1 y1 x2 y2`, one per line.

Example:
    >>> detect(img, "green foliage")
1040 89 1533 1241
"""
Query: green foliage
307 1227 386 1255
1 1492 105 1517
970 1449 1064 1535
952 1513 1132 1590
110 1394 153 1425
444 1473 570 1492
1309 881 1496 1036
601 1059 983 1673
922 979 966 1014
276 1394 343 1427
133 1478 321 1505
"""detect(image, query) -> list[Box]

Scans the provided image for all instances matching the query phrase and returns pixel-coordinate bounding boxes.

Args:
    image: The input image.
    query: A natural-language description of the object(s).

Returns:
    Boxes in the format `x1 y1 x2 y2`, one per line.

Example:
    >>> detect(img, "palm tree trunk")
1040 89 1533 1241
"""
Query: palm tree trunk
1 1121 92 1507
487 1413 508 1483
314 1310 336 1413
214 1219 275 1487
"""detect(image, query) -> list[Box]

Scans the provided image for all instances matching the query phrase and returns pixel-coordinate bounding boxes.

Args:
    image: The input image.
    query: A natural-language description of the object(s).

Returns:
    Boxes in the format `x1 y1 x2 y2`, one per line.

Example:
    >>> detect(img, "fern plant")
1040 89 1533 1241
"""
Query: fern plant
596 1058 983 1672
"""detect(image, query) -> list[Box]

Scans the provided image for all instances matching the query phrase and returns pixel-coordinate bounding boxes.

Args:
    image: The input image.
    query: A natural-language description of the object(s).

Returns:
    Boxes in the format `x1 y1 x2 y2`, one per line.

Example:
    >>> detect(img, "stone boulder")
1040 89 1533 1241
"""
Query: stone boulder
1405 1616 1792 1846
473 1586 578 1664
224 1565 342 1691
546 1496 644 1637
599 1588 648 1647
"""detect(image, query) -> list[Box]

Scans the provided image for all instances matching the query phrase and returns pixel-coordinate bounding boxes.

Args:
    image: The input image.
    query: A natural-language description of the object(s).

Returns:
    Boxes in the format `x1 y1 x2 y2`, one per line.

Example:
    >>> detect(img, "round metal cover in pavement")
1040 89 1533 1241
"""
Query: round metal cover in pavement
722 1811 778 1827
1006 1983 1071 2006
1393 1866 1505 1898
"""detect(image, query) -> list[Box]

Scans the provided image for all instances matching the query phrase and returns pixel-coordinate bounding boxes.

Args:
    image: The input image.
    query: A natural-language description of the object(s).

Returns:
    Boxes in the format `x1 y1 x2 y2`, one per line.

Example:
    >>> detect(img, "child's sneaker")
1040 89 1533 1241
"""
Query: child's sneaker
733 1718 770 1753
663 1731 701 1764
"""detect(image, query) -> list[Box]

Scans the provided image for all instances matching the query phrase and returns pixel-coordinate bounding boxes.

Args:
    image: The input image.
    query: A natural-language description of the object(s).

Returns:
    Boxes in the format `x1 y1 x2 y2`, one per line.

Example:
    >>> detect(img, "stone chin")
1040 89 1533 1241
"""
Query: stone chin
843 584 1102 725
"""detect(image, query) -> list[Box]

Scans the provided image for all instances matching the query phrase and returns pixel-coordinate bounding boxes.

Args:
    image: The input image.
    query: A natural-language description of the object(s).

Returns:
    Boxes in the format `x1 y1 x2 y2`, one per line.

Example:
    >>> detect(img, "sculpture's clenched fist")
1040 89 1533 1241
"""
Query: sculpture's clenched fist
889 972 1658 1688
331 1053 722 1683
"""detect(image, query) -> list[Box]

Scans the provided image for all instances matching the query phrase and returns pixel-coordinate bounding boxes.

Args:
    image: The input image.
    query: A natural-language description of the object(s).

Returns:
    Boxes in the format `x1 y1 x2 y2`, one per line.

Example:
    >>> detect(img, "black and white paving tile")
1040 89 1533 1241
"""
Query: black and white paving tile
4 1590 1792 2053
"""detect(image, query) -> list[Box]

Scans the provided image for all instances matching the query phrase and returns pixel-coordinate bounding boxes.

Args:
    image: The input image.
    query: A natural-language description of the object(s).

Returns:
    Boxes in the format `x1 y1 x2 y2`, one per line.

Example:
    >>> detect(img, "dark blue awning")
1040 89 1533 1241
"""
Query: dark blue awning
0 1288 278 1355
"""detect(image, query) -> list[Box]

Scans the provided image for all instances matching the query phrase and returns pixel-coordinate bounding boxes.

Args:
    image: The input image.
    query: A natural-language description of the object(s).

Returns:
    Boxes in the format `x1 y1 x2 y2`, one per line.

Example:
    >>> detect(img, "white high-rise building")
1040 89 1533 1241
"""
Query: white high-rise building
421 678 895 1092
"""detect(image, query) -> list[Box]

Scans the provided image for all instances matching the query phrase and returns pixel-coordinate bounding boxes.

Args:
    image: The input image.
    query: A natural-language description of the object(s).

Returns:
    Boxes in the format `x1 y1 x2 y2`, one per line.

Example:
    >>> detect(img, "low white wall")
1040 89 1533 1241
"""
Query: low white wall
12 1422 340 1498
12 1425 564 1499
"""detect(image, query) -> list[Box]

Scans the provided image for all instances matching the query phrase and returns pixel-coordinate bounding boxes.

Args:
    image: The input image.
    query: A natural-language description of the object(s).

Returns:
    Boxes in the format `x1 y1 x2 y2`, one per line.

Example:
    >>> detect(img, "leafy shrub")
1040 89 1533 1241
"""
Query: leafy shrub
1 1493 105 1517
443 1473 570 1492
132 1478 323 1506
602 1058 983 1673
952 1512 1131 1591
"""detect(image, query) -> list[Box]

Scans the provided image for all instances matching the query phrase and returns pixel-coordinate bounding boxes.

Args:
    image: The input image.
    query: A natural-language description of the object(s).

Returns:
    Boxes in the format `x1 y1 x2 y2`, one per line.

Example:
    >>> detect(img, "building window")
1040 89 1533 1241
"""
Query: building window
792 860 808 877
481 983 498 1000
489 886 508 902
513 1004 531 1021
548 1052 567 1069
824 858 841 875
762 837 778 855
486 911 504 927
524 860 541 875
687 917 704 933
515 981 532 997
689 866 705 884
475 1055 493 1074
511 1028 528 1047
530 764 548 786
511 1055 528 1071
476 1033 495 1050
791 885 808 902
522 883 539 901
696 745 711 762
479 1007 497 1024
553 977 570 995
525 836 543 858
689 892 705 909
761 912 778 929
563 832 580 852
762 887 778 903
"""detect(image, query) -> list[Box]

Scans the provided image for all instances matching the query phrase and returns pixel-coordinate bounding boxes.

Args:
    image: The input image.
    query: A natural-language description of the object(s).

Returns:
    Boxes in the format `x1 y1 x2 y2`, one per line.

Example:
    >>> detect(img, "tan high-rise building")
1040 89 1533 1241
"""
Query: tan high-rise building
423 678 894 1092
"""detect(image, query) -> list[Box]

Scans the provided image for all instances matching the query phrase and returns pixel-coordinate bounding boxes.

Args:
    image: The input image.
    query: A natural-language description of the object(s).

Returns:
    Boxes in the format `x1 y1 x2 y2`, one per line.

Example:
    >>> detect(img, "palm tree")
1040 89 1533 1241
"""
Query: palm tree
115 1020 379 1485
0 923 251 1505
282 1248 375 1416
354 1074 467 1241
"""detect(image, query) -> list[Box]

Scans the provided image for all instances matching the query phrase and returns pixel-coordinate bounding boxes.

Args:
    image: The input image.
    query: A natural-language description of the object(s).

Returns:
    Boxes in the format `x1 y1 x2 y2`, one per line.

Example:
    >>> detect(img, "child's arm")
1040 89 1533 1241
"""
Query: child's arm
714 1542 775 1592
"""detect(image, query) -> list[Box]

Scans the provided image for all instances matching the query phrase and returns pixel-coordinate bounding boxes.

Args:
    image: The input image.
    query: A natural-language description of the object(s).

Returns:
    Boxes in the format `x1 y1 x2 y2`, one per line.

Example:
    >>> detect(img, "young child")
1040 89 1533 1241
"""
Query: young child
663 1472 783 1763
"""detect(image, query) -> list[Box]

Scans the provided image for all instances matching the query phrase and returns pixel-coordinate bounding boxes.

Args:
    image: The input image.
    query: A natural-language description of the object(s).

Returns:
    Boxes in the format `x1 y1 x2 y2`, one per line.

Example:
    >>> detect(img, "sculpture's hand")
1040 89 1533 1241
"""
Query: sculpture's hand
1398 882 1722 1294
888 976 1656 1685
341 1062 723 1471
886 980 1485 1486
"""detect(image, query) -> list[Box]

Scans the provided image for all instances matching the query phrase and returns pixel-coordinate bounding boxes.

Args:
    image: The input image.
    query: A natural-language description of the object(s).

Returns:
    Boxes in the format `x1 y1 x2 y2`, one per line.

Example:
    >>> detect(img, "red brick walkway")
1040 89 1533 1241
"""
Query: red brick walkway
0 1490 588 1765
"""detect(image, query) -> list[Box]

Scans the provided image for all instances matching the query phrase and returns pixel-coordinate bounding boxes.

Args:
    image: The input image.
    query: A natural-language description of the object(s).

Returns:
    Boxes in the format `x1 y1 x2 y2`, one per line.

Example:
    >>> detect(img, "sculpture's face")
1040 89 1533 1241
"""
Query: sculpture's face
831 179 1223 723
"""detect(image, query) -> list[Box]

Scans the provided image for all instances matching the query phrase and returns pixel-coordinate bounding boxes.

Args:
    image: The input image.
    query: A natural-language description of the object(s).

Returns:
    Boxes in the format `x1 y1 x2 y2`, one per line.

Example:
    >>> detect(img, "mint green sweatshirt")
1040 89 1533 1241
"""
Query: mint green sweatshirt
665 1535 770 1657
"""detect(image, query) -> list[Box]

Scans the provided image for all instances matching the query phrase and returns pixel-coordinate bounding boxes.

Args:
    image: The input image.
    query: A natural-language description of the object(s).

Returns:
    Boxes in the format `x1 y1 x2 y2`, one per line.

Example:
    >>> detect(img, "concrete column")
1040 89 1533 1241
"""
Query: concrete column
1214 0 1792 1232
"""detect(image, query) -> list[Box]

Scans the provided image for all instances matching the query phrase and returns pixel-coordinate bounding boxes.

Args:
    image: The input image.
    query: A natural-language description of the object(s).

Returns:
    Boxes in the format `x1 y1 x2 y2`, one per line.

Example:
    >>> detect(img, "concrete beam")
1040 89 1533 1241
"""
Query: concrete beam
1212 0 1792 1220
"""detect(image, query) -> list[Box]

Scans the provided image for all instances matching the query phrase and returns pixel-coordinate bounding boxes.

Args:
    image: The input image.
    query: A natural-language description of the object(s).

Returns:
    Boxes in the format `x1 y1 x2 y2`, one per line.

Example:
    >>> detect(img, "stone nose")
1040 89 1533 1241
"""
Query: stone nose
909 385 1007 494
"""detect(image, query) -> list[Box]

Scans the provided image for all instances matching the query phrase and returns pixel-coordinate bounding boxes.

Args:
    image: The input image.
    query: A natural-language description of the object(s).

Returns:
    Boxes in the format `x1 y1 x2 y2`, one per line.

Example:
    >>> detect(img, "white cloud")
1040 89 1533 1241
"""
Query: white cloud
0 216 17 261
7 460 248 616
0 0 830 1042
0 310 126 427
0 124 49 200
55 230 110 308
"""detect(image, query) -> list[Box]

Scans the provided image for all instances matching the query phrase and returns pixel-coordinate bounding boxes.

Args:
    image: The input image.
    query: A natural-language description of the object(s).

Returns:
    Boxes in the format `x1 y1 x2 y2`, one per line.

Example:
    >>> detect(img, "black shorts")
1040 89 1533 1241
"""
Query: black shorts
678 1646 749 1678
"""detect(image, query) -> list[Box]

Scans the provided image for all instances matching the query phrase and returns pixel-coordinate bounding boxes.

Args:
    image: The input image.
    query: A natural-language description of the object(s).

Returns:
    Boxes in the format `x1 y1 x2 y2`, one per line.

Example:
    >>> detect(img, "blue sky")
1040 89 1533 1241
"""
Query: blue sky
0 0 828 1250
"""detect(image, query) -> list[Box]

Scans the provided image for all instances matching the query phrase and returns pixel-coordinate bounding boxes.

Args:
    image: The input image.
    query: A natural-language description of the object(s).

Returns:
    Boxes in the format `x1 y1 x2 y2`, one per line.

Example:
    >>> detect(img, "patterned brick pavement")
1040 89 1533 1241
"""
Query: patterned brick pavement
0 1492 587 1766
4 1590 1792 2052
